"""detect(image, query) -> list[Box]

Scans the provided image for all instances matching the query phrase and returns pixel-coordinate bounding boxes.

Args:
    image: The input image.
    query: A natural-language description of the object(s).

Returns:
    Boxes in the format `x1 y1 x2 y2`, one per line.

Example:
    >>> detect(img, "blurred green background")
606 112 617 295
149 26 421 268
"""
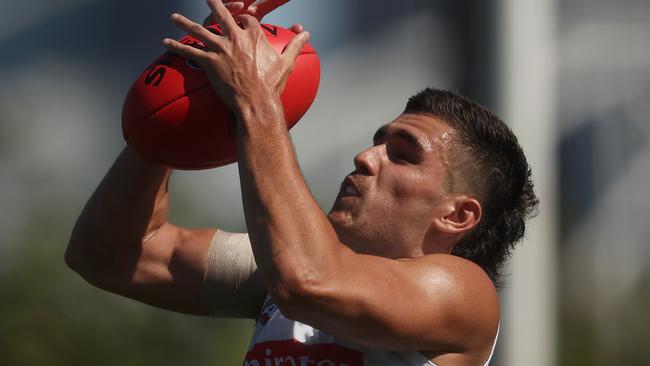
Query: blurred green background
0 194 253 365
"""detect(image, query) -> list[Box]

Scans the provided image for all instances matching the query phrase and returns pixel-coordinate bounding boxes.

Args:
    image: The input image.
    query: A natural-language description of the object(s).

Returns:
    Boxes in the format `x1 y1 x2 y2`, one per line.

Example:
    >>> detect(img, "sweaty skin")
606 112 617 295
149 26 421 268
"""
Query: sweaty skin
163 1 498 365
66 2 499 366
329 114 458 258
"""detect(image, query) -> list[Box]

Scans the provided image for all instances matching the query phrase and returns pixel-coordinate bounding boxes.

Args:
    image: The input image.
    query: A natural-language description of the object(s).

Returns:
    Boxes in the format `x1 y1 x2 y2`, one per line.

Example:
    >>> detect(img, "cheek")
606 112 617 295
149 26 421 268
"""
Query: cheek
389 174 440 214
366 169 440 220
390 170 436 200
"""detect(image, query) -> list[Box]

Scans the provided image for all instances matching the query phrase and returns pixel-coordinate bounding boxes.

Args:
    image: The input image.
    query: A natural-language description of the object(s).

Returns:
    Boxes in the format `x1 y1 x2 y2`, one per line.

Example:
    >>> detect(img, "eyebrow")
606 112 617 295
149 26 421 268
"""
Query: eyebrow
372 125 388 144
373 125 428 152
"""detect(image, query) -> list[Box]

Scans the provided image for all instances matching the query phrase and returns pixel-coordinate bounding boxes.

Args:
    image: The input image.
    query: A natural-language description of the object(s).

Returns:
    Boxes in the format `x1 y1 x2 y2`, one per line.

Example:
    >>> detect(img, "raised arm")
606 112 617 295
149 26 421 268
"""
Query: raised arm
65 147 219 314
66 0 297 319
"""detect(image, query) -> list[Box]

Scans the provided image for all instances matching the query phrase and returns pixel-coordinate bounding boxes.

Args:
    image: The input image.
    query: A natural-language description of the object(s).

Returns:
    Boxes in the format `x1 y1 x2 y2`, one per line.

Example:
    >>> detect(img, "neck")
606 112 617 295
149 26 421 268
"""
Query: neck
422 227 459 255
334 226 434 259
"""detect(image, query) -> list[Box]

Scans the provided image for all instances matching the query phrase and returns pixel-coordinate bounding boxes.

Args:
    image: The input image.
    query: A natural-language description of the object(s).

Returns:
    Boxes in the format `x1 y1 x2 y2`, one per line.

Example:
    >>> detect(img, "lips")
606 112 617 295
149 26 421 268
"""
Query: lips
344 184 360 196
341 176 362 197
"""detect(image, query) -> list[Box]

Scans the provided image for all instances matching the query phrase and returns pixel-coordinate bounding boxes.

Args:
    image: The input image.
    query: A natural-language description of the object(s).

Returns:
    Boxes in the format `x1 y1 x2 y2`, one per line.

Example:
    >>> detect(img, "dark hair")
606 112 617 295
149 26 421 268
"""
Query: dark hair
404 88 539 286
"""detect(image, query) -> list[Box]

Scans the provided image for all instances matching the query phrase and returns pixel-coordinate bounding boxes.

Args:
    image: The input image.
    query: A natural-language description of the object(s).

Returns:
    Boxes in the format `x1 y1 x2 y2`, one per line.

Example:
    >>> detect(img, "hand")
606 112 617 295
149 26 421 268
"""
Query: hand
203 0 303 33
163 0 310 115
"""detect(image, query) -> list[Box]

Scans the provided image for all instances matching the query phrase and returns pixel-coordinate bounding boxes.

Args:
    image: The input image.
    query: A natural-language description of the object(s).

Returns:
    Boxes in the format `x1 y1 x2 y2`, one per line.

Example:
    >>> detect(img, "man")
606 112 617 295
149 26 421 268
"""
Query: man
65 1 538 365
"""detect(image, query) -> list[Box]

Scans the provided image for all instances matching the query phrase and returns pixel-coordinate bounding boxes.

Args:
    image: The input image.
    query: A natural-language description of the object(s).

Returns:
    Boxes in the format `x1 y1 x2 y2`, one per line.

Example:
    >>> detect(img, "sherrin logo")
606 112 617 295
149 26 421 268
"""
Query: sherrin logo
243 340 363 366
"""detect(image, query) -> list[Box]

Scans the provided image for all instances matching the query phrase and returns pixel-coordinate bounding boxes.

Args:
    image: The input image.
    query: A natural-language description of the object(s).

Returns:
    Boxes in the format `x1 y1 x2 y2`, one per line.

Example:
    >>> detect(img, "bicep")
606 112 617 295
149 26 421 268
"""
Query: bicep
105 223 215 315
96 225 265 318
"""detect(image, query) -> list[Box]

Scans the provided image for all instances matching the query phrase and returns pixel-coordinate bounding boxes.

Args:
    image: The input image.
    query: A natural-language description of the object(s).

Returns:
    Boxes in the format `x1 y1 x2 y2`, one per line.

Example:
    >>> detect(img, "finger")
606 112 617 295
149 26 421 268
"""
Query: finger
224 0 246 7
226 0 256 7
289 23 303 33
207 0 239 35
225 2 245 15
204 3 244 25
281 31 310 65
237 14 260 30
171 13 223 49
163 38 207 61
248 0 289 20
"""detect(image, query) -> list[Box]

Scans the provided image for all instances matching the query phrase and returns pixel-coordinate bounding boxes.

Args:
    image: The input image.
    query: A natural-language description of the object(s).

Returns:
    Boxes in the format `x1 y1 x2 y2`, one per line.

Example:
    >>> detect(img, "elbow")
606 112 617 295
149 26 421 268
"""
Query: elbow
64 222 107 283
64 226 92 278
270 268 329 321
64 240 77 271
65 234 112 289
64 234 87 275
267 243 346 321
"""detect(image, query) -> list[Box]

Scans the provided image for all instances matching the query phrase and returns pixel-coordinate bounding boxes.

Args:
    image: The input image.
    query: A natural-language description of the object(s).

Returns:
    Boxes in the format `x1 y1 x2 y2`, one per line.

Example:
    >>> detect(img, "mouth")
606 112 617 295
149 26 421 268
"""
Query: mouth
340 176 362 197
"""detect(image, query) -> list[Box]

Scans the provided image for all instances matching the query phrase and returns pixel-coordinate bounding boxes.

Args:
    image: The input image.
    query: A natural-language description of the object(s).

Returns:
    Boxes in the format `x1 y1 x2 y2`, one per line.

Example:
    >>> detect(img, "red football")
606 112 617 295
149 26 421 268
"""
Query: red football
122 24 320 169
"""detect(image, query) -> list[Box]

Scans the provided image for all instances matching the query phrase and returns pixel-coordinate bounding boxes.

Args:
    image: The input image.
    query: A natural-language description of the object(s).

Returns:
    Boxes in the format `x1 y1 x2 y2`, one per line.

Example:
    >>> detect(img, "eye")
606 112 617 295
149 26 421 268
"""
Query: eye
386 143 413 164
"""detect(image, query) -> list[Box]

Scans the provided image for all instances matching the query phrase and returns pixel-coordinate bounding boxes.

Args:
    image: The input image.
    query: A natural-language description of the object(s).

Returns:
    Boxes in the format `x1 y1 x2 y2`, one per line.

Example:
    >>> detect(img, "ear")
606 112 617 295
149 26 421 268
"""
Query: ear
432 196 482 234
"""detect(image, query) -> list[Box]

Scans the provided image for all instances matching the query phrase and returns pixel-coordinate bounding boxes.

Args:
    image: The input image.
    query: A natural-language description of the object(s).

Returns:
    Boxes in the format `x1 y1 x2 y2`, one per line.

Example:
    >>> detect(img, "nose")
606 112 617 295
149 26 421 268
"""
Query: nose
353 145 383 176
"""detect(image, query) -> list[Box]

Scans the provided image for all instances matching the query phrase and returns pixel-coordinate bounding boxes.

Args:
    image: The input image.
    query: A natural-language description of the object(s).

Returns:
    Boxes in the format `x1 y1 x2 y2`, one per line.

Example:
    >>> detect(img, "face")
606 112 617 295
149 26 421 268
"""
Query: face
328 113 455 258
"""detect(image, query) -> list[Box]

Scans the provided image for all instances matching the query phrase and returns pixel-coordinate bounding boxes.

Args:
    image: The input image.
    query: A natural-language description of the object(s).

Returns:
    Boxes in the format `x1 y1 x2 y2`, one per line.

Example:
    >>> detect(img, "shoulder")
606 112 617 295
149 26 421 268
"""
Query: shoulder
405 254 500 351
414 253 497 291
404 253 497 295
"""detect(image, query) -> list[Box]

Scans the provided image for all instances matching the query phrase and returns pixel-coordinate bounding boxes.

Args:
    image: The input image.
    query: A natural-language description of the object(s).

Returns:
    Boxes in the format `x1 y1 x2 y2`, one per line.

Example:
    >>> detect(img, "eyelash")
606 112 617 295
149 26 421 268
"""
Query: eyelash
387 145 412 164
373 136 417 164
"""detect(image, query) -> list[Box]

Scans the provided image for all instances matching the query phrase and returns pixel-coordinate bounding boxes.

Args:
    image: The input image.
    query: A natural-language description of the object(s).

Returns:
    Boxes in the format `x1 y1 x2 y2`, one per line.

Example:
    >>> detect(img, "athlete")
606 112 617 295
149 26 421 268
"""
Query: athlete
65 1 538 365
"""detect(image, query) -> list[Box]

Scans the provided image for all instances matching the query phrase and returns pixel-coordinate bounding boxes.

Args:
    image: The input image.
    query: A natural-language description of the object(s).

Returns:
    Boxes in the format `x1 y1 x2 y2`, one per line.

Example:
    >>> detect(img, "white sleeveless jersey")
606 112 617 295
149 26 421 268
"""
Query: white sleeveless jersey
243 296 498 366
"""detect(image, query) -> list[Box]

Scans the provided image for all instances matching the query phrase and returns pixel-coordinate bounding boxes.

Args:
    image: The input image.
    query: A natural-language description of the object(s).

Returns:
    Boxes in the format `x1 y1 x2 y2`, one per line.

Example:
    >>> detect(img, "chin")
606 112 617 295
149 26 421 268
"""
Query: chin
328 211 356 241
328 208 351 226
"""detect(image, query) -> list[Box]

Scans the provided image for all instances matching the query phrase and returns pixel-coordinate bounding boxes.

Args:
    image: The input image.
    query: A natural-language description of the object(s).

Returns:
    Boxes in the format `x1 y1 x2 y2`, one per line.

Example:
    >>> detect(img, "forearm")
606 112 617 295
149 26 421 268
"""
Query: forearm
162 0 322 305
66 146 171 272
235 98 342 300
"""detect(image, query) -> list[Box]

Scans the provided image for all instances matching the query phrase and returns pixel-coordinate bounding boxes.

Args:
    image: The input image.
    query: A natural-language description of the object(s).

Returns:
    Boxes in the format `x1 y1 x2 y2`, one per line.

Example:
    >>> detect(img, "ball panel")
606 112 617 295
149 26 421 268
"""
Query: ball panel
122 51 211 139
282 52 321 128
126 86 235 169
